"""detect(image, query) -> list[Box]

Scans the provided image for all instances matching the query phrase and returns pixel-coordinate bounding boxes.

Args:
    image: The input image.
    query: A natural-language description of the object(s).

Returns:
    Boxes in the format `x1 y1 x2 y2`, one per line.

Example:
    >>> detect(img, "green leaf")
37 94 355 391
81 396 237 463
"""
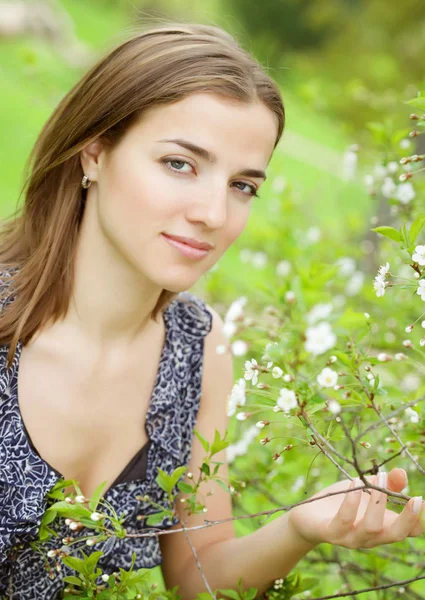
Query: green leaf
41 509 57 525
63 576 83 586
194 430 210 453
405 96 425 111
177 482 193 494
156 466 187 495
371 226 401 243
88 481 108 512
332 351 352 367
210 429 229 456
146 510 169 526
218 589 241 600
156 469 174 495
62 555 87 576
244 589 258 600
201 462 210 476
410 215 425 244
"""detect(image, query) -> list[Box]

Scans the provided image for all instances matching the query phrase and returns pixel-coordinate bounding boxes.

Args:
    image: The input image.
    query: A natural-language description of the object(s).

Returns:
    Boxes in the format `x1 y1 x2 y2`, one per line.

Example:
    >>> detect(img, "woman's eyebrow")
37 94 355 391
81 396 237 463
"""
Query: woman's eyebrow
156 138 267 181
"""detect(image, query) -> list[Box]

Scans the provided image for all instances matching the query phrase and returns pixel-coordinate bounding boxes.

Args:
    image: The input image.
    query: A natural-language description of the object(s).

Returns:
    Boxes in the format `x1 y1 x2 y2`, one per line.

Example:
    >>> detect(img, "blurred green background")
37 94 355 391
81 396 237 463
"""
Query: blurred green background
2 0 425 596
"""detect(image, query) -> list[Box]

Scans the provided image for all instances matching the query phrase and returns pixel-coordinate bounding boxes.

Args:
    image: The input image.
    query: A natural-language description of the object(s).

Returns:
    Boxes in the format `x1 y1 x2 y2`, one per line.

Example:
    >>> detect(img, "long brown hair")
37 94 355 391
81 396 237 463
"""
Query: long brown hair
0 22 285 368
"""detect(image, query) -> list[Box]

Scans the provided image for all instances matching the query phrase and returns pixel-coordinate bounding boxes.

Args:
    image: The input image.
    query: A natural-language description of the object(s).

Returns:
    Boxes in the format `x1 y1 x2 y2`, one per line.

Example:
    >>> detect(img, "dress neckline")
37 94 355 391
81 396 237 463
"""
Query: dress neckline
11 302 173 498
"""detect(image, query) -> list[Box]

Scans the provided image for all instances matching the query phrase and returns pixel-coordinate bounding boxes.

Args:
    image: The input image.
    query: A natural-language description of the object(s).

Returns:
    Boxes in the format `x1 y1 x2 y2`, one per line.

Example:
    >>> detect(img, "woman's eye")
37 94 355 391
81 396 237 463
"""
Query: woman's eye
232 181 260 198
161 158 259 198
161 158 193 173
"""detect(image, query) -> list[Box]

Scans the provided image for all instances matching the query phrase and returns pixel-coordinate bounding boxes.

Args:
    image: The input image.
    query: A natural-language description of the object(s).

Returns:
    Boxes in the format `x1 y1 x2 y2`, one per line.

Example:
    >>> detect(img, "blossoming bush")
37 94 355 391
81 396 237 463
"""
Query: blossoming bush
34 91 425 599
200 91 425 597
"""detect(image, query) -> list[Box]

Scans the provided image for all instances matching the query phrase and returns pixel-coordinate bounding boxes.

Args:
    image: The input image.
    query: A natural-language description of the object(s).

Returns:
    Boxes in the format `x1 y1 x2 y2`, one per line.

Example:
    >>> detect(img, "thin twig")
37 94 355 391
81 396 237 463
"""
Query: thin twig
181 520 217 600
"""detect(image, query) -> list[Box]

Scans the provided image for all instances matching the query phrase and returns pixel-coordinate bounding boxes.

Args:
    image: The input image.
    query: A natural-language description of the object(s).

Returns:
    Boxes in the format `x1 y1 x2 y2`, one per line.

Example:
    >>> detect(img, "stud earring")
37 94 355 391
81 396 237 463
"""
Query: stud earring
81 175 91 189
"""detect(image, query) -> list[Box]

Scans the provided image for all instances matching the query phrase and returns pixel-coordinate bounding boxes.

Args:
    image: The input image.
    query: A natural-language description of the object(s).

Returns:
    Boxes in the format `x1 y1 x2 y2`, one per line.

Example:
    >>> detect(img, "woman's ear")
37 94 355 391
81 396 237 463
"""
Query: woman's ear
79 139 104 183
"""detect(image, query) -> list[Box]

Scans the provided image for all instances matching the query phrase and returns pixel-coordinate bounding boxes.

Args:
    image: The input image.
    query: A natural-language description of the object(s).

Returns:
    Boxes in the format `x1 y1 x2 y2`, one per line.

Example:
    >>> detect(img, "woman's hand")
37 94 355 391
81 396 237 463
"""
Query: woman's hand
288 468 425 549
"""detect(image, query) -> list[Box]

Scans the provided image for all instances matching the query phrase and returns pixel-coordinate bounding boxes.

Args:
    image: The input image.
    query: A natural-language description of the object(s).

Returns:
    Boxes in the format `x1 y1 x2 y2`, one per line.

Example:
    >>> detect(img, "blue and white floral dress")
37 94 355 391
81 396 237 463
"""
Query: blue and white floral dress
0 269 212 599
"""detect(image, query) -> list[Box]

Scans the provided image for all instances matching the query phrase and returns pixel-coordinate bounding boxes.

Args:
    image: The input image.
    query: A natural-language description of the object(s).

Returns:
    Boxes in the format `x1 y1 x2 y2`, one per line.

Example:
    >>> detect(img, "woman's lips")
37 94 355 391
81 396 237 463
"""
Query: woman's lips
161 233 211 260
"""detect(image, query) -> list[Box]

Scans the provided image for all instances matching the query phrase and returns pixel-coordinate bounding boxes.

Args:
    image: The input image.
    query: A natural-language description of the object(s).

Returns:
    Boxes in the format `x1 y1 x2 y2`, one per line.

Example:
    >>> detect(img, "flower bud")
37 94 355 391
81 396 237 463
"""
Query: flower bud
75 495 86 504
405 324 414 333
90 512 102 522
101 574 109 582
86 539 96 546
403 340 413 348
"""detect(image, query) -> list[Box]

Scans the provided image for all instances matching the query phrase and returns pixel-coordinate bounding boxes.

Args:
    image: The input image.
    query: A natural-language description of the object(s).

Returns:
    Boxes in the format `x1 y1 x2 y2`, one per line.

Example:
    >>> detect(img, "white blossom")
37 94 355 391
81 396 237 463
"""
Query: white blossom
401 374 420 392
400 139 411 149
387 161 399 173
412 245 425 266
405 407 419 423
223 321 237 339
417 280 425 301
306 303 333 325
232 340 248 357
272 366 283 379
364 174 374 188
373 277 386 297
285 290 296 303
224 297 247 323
283 374 293 383
305 322 336 356
90 512 102 522
336 257 356 277
276 260 292 277
291 475 306 493
226 426 258 463
342 150 357 180
377 353 392 362
276 388 297 413
305 226 321 244
271 176 287 193
236 412 248 421
216 344 227 355
373 164 387 179
317 367 338 388
244 359 258 386
397 182 415 204
252 251 268 269
346 271 364 296
328 400 342 415
381 177 397 198
240 249 252 263
395 353 407 360
227 379 246 416
377 262 390 278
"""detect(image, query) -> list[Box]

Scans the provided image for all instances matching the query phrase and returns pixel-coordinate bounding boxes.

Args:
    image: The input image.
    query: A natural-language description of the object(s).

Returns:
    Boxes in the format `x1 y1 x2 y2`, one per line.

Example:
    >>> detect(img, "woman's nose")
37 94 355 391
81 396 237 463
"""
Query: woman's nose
186 184 228 229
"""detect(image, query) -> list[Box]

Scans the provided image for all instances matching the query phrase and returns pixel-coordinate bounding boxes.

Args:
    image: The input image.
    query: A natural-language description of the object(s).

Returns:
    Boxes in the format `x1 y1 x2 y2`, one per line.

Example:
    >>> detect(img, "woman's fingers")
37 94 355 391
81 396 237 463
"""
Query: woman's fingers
377 496 425 544
326 478 362 539
361 472 388 537
386 467 408 492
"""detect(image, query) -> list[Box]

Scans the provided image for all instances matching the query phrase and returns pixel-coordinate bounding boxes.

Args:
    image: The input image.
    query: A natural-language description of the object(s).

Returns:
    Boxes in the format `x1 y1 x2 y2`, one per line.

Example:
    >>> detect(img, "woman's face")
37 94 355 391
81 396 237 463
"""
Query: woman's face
81 92 278 293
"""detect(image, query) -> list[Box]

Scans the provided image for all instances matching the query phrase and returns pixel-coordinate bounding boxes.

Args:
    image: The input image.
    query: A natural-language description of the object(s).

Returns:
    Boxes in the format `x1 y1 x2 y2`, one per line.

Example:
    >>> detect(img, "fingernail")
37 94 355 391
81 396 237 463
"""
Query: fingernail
412 496 423 514
354 477 362 494
377 471 387 489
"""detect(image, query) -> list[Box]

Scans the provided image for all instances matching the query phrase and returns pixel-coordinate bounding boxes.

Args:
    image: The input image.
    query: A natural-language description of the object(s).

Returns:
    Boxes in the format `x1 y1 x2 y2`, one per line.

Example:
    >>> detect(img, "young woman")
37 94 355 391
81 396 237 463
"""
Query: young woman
0 22 423 600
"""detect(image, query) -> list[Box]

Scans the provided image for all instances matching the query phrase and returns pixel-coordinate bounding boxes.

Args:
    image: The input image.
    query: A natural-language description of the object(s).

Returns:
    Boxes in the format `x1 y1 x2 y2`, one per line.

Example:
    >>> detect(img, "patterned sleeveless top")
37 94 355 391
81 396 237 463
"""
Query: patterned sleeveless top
0 268 213 599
